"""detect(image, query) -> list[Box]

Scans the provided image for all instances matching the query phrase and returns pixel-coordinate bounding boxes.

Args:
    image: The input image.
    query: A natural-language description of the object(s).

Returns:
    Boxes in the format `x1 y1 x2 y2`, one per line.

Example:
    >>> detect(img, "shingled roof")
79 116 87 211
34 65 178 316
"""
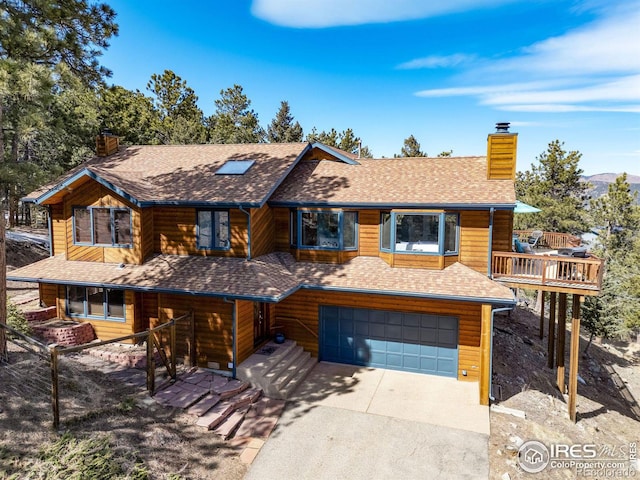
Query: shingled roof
269 157 516 206
7 253 515 304
27 143 309 206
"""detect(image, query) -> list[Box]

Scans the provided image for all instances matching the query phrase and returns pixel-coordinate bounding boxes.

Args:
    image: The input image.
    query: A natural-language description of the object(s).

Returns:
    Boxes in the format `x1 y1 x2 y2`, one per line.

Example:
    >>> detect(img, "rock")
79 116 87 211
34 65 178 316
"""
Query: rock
578 375 587 385
509 435 524 447
523 337 533 345
497 449 503 456
502 473 511 480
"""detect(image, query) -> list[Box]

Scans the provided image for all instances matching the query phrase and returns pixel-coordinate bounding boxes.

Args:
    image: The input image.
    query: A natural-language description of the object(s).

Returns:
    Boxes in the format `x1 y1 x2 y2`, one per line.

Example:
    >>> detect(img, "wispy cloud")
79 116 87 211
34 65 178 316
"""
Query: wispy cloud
251 0 515 28
397 54 476 70
413 2 640 113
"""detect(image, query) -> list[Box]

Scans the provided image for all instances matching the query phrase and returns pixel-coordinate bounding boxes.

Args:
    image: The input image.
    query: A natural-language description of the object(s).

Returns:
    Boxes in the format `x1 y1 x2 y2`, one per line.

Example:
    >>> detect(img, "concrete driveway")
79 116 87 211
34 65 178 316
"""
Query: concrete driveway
245 362 489 480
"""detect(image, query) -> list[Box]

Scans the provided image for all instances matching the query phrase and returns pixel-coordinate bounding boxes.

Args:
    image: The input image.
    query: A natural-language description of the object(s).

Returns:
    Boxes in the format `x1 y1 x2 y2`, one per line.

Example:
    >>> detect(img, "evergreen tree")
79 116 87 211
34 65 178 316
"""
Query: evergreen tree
146 70 205 144
306 127 373 158
206 84 265 144
0 0 118 225
515 140 589 233
583 174 640 351
99 85 159 145
267 101 303 143
396 135 426 157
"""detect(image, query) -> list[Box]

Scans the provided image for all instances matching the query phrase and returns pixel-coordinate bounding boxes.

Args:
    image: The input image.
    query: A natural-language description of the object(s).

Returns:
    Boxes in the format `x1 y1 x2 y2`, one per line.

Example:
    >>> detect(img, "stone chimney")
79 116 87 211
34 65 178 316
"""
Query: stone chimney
487 122 517 180
96 131 119 157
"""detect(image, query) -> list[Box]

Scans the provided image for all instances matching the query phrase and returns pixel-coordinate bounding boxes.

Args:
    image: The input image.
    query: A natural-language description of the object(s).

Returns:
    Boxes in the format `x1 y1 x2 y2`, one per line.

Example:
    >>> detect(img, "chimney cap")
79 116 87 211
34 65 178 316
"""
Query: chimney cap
495 122 510 133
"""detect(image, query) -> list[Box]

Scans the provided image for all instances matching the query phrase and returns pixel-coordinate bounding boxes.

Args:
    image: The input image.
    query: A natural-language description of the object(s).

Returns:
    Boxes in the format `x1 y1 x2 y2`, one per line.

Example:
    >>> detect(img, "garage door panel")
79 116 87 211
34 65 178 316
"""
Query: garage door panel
320 306 458 377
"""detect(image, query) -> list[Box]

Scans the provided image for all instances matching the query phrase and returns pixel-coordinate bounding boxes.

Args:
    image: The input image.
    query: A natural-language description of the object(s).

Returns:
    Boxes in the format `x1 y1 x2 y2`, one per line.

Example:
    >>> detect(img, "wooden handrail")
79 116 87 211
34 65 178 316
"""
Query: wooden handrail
513 230 581 249
492 251 604 291
275 316 319 339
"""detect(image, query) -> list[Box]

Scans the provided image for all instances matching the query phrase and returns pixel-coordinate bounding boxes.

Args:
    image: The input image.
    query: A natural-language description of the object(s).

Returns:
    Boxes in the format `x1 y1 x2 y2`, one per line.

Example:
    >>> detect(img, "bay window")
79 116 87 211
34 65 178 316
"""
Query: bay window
380 212 459 255
296 210 358 250
73 206 132 247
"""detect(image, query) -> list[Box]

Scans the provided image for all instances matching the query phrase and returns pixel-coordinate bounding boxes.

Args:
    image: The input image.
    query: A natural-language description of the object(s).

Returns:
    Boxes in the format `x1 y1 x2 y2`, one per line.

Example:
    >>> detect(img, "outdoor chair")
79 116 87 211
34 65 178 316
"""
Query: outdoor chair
527 230 544 249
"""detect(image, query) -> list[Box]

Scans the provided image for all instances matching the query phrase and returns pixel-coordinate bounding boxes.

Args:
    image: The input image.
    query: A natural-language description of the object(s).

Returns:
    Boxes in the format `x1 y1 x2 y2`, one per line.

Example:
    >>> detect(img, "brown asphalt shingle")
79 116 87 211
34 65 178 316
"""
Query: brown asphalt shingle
28 143 309 205
8 253 515 303
270 157 515 206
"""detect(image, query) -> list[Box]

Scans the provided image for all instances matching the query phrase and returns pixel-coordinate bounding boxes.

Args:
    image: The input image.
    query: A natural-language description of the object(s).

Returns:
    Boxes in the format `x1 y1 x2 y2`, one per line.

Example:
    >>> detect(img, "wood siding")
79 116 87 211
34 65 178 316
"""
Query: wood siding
250 205 275 258
50 204 65 256
236 300 255 364
295 249 359 264
60 181 143 264
358 210 380 257
459 211 490 274
492 210 513 253
487 133 517 180
158 293 233 370
154 207 248 257
275 290 483 381
58 286 137 342
39 283 58 309
273 207 291 251
140 208 154 261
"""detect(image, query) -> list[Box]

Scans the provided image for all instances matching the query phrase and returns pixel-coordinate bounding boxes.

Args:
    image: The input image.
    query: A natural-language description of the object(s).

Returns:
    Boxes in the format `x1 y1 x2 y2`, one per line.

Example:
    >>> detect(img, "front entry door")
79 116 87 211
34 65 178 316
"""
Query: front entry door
254 302 271 347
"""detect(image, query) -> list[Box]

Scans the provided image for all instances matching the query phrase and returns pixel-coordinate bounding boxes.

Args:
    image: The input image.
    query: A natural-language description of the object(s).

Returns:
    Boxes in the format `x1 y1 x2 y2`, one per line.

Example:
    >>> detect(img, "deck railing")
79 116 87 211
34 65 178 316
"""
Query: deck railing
492 252 604 292
514 230 581 249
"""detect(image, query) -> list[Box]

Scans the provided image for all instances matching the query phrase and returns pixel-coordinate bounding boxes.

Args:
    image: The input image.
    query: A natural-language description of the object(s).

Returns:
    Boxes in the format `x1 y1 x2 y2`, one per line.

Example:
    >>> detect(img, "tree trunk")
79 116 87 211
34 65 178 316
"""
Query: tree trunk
583 332 594 357
8 134 19 228
0 210 6 359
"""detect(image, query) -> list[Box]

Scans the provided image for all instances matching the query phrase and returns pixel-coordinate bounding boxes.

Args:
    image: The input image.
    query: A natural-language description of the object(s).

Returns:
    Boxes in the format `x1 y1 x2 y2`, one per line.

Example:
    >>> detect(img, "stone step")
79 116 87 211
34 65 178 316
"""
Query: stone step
236 340 298 383
195 401 234 430
235 398 286 439
264 346 305 384
272 350 311 391
187 393 221 417
214 407 249 440
215 379 250 399
279 356 318 399
230 387 262 410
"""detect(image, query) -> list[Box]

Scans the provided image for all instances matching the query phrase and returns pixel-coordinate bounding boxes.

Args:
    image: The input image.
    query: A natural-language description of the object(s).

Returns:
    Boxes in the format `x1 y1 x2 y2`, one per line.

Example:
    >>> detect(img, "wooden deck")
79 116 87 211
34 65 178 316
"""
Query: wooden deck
492 251 603 295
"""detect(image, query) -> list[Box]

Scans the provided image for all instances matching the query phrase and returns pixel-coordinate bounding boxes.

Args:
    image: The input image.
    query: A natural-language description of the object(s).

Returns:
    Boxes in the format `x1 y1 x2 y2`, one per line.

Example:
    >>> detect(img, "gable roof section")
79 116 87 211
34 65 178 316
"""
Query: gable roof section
269 156 516 207
27 143 311 207
7 253 515 305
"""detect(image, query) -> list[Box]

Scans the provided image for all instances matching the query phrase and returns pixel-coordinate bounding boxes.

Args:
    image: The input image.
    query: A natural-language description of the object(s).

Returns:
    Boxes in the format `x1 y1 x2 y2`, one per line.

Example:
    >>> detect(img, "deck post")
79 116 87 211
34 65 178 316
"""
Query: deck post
547 292 556 368
539 290 545 339
556 293 567 393
568 295 582 422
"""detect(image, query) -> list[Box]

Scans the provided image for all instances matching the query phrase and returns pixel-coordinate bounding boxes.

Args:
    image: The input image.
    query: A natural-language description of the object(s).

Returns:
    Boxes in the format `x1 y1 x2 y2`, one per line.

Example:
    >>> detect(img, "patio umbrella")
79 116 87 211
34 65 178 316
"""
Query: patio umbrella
514 201 541 213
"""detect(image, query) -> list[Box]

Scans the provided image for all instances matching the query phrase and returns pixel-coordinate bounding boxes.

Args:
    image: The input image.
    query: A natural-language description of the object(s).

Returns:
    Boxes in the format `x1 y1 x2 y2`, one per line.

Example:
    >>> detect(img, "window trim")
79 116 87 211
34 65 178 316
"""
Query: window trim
72 206 133 248
379 211 459 256
65 285 126 323
196 209 231 251
296 209 358 251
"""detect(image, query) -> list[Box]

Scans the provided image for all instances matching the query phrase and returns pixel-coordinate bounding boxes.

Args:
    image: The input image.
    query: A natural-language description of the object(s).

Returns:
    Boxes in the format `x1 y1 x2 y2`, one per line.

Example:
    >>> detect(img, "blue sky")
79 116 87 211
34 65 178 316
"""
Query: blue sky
99 0 639 176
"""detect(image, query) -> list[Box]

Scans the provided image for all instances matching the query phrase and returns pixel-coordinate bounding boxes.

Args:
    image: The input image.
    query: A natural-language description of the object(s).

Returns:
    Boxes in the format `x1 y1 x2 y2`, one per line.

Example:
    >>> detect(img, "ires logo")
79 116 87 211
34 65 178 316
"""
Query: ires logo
550 444 597 458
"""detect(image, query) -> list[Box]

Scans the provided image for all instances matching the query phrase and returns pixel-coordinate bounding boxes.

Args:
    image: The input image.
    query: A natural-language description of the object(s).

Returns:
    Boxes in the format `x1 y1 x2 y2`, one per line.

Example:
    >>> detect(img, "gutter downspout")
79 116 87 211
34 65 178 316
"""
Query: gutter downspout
224 297 237 379
47 205 53 257
487 207 494 277
490 306 514 402
239 206 251 260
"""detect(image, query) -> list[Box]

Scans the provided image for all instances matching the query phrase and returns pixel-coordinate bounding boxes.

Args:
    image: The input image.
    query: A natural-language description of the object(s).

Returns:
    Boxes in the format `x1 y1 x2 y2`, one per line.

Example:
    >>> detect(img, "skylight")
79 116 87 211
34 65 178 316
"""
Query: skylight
215 160 255 175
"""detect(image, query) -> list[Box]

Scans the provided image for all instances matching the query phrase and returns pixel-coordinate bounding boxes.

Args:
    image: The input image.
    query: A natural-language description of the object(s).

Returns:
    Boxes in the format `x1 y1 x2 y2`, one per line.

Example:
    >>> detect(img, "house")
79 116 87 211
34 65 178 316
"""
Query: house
8 125 521 405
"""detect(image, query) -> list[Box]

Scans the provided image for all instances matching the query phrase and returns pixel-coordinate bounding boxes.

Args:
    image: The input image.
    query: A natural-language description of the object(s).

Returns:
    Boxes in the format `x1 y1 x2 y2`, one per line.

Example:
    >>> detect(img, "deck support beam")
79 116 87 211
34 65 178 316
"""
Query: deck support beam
556 293 567 393
479 304 492 406
568 295 582 422
547 292 556 369
539 291 546 339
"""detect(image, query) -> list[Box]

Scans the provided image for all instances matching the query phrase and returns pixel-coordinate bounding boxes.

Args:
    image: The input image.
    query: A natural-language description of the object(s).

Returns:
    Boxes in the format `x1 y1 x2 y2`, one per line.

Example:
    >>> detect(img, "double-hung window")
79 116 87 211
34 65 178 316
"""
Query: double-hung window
380 212 459 255
197 210 230 250
73 207 132 247
66 286 125 322
297 210 357 250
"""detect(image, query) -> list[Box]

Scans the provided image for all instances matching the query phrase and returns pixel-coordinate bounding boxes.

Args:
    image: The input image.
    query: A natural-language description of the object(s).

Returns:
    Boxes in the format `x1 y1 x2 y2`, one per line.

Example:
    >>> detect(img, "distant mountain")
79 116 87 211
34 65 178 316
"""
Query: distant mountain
581 173 640 205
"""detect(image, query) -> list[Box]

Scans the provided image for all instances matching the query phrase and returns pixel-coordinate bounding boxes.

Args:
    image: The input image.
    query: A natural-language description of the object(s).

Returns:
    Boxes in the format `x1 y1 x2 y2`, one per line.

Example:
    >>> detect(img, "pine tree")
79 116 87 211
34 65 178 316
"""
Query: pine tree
515 140 589 233
206 84 265 144
396 135 426 157
146 70 205 144
267 101 303 143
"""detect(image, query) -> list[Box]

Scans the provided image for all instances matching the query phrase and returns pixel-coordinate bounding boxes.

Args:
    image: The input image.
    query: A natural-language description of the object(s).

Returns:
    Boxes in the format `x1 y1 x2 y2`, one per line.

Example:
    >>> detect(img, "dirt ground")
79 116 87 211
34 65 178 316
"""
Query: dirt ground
2 231 248 479
490 305 640 479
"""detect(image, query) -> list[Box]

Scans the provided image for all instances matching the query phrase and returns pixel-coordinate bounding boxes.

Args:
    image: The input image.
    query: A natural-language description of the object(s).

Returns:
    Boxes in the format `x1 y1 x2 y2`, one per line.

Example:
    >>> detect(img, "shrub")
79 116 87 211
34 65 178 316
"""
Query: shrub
6 299 32 337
